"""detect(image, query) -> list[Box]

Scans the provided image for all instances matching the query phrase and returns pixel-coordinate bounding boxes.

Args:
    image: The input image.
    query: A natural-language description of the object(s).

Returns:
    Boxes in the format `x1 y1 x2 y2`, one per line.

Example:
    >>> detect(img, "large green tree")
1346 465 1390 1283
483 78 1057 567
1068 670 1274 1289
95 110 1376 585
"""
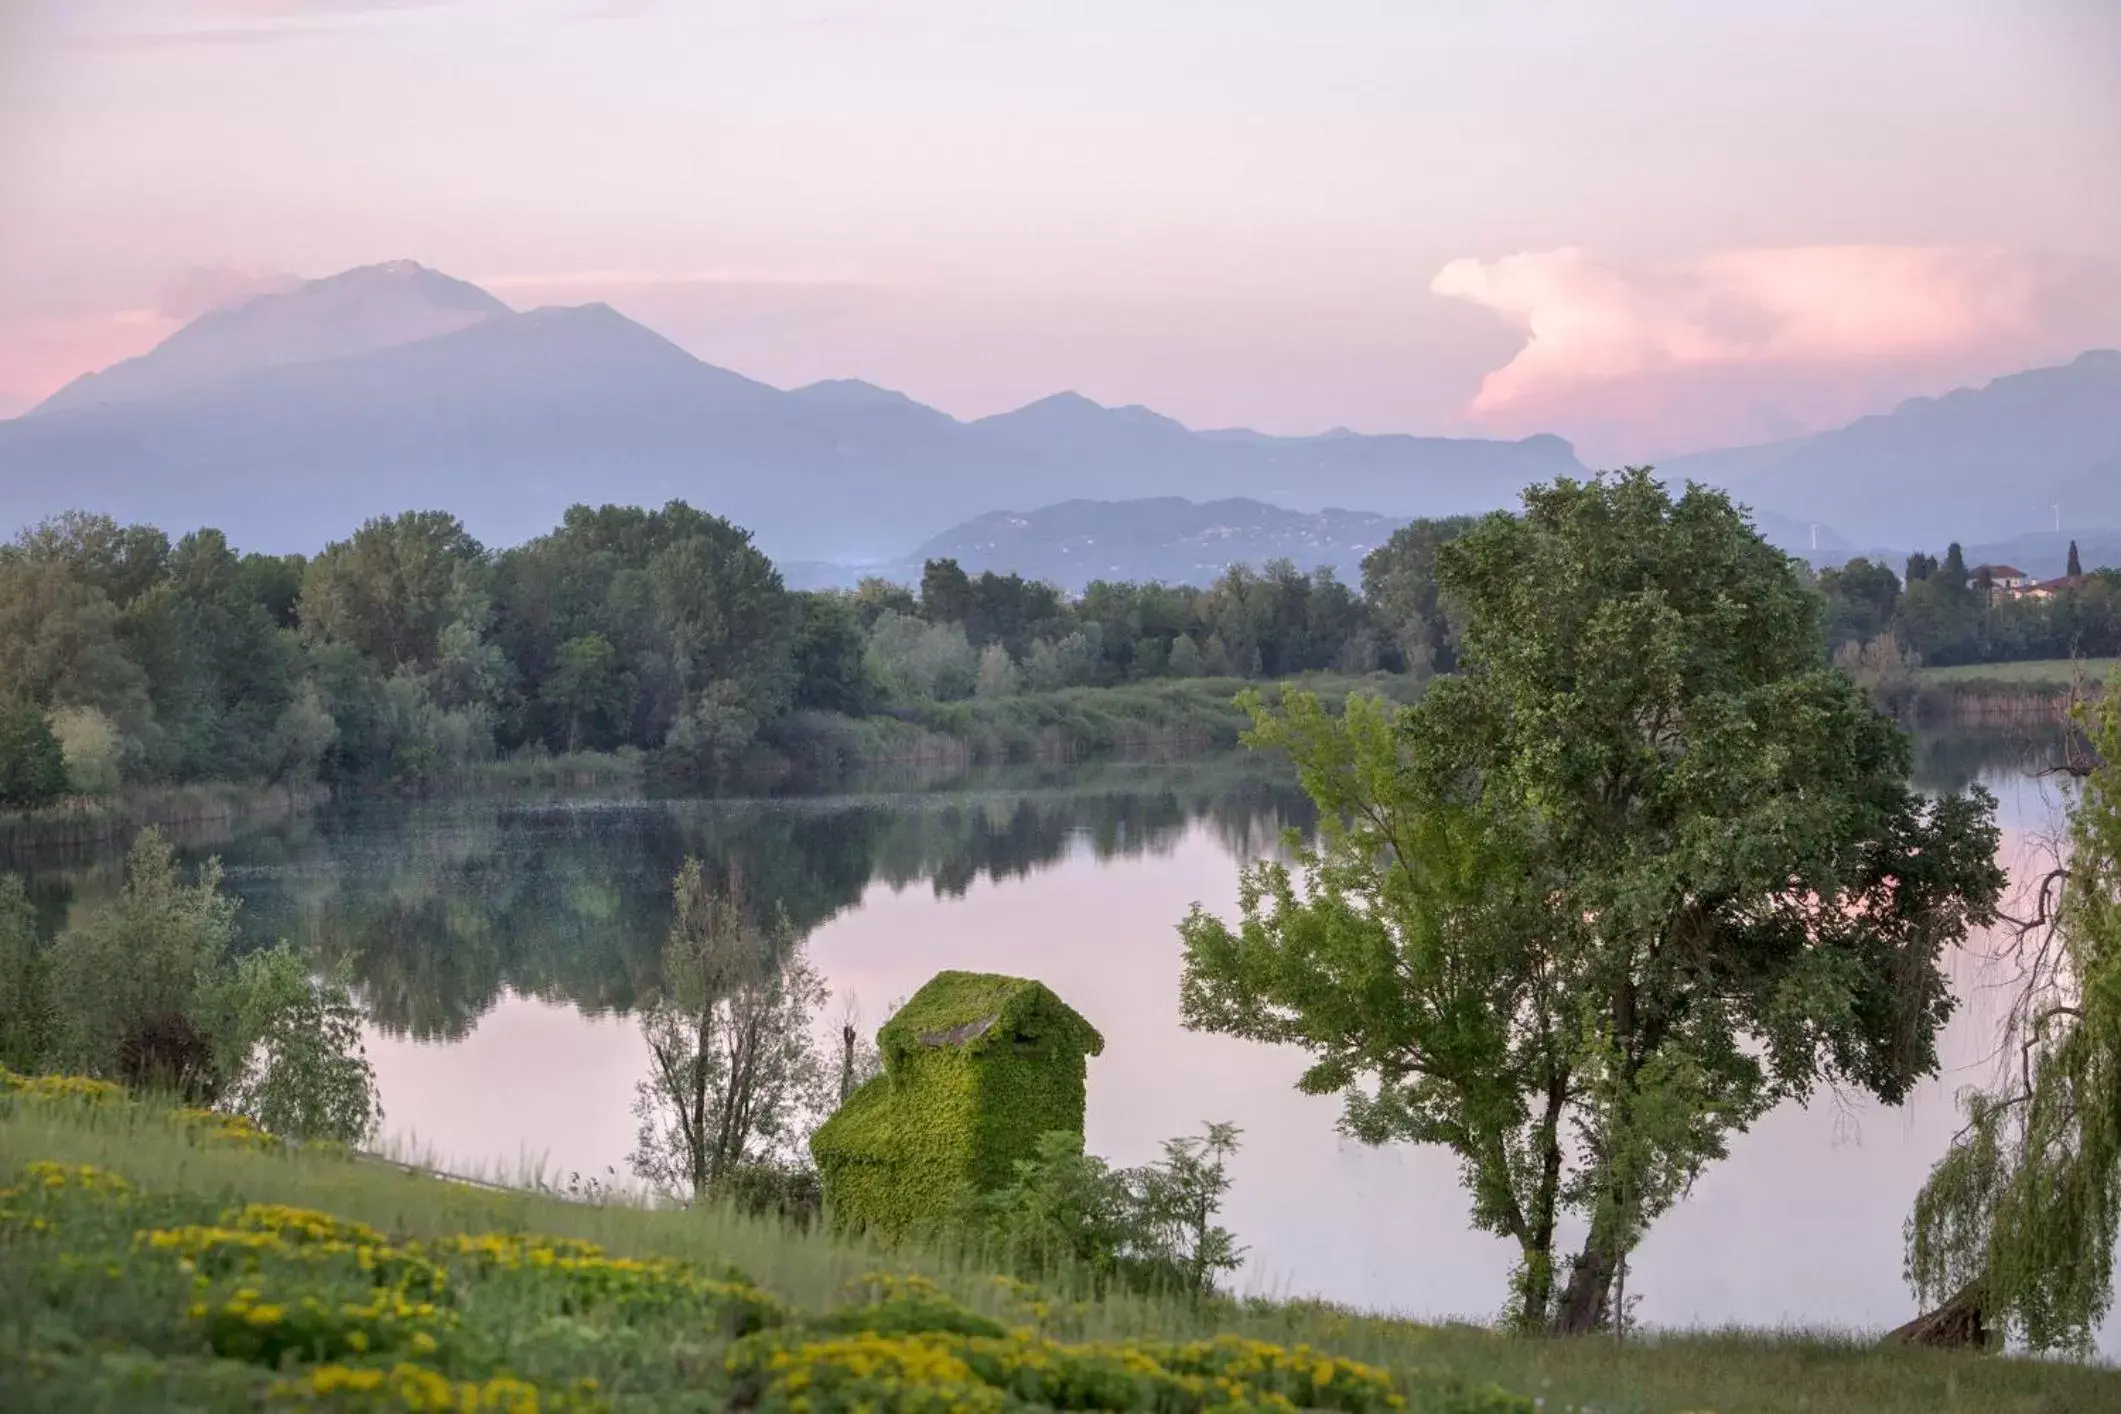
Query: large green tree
1179 471 2006 1333
1905 677 2121 1353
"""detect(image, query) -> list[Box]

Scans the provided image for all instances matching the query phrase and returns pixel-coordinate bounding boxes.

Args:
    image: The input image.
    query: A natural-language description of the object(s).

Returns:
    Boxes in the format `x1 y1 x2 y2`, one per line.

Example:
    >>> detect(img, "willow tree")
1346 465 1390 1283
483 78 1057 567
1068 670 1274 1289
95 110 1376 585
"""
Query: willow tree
1905 680 2121 1353
1180 471 2007 1334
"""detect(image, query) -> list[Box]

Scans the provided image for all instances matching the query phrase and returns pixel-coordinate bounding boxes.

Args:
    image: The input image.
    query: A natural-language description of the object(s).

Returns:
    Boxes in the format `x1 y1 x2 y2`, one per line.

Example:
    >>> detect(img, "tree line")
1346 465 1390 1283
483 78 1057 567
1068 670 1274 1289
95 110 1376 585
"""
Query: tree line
0 503 1462 807
1818 539 2121 670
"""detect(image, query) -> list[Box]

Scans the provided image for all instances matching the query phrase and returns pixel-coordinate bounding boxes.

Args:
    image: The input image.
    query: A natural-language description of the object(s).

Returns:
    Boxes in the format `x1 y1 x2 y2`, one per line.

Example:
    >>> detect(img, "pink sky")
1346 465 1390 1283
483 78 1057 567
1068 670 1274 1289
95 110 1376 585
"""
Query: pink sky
4 1 2118 460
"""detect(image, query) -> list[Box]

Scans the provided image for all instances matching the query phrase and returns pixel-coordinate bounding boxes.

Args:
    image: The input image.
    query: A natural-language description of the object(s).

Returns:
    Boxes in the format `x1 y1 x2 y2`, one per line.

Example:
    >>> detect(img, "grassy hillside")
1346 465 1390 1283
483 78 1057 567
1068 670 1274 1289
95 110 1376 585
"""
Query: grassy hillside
5 1080 2114 1413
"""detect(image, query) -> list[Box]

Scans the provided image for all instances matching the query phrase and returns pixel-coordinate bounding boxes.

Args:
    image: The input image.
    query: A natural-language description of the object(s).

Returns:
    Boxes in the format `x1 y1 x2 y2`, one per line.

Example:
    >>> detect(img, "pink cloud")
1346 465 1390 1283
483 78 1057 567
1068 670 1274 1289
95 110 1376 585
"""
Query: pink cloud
0 310 175 417
0 264 299 416
1432 246 2121 461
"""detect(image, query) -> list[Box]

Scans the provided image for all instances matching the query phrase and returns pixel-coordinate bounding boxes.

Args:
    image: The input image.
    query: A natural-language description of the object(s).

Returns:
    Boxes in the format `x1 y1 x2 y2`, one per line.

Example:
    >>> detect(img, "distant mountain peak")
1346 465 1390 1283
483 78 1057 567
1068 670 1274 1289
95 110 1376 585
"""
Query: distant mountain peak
33 259 513 416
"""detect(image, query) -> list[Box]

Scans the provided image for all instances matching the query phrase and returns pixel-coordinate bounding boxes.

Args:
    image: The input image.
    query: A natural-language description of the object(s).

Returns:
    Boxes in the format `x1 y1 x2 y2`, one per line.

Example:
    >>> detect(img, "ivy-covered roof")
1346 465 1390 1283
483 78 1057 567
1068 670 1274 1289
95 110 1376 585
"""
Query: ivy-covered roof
877 970 1105 1072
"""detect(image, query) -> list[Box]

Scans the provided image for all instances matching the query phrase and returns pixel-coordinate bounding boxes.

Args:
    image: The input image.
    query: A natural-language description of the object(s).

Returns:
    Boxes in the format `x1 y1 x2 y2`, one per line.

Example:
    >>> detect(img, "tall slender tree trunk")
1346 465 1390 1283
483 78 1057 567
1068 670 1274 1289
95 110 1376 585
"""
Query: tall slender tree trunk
1552 1200 1623 1335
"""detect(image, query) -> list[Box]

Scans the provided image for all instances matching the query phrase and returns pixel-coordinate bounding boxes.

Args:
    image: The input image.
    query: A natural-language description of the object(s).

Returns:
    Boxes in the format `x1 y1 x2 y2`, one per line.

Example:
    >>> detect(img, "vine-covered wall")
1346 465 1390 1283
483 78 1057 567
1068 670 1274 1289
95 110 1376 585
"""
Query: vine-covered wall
811 970 1104 1233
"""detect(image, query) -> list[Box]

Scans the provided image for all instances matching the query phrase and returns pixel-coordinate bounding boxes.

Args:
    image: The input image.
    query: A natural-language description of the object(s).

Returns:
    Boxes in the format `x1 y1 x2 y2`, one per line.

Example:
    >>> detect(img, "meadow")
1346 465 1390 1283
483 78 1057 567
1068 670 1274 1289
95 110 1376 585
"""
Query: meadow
3 1077 2111 1414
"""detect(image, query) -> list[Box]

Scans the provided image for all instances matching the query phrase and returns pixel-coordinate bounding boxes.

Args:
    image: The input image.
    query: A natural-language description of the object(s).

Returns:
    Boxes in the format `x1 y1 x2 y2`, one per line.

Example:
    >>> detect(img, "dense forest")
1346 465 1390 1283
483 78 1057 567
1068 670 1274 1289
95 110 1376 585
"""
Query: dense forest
3 500 2114 808
0 503 1446 805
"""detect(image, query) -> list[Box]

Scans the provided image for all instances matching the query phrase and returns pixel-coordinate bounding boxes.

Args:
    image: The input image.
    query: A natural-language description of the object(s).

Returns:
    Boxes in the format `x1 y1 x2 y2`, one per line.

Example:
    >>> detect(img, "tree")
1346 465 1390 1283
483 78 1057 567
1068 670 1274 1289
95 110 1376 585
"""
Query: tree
1817 557 1902 650
972 1122 1245 1298
975 642 1020 698
2069 540 2085 579
44 829 247 1099
49 705 122 797
0 699 69 810
300 511 488 672
789 593 876 714
1361 516 1476 674
1132 1122 1246 1298
1904 674 2121 1353
919 558 977 630
631 861 831 1199
545 633 630 751
223 948 382 1145
1833 632 1923 718
1179 471 2007 1333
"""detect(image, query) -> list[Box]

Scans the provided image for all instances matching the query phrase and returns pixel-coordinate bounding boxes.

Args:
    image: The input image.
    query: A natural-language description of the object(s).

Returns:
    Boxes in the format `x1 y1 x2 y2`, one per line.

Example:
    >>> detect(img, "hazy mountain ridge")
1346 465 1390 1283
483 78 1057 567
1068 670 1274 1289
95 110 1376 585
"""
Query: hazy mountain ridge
1664 350 2121 547
34 262 510 417
3 261 2115 564
0 266 1585 560
780 494 1856 595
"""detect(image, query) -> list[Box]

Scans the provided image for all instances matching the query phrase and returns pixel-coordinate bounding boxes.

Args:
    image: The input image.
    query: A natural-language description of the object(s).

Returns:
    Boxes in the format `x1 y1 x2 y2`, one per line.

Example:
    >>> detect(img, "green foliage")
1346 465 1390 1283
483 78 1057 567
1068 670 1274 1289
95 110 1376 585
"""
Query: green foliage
1816 556 1902 649
1906 670 2121 1352
0 698 69 810
813 972 1105 1235
1181 471 2007 1334
222 948 382 1146
1360 516 1476 675
45 829 247 1097
791 592 880 714
971 1123 1244 1299
6 1093 2120 1413
34 829 381 1142
0 877 52 1073
631 860 832 1199
48 704 123 797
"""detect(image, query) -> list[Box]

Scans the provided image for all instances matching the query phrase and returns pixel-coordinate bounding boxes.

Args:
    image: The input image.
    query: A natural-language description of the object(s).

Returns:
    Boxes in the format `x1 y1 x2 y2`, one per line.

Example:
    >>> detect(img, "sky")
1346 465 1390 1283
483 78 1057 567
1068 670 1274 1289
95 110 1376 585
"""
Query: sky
3 0 2118 461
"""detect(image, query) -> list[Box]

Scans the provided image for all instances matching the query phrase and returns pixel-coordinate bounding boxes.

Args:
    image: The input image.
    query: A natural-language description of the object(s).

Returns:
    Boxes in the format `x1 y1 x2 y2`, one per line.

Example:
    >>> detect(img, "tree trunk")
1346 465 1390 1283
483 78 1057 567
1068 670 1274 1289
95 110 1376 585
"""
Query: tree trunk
1551 1205 1621 1335
1884 1281 1988 1351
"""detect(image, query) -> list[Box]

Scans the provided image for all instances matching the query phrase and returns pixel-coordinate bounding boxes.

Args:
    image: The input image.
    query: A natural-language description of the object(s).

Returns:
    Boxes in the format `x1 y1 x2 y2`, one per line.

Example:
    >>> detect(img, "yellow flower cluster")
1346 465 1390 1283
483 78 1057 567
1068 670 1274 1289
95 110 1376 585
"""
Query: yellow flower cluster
0 1069 124 1105
172 1106 278 1149
188 1282 457 1366
730 1323 1410 1414
430 1230 783 1331
270 1362 602 1411
139 1220 452 1299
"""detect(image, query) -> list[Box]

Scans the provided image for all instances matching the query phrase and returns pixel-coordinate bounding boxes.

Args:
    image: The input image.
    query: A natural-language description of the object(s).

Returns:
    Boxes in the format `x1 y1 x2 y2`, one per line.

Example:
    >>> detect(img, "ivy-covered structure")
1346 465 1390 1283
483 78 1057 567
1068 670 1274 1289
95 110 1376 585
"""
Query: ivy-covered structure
810 970 1105 1233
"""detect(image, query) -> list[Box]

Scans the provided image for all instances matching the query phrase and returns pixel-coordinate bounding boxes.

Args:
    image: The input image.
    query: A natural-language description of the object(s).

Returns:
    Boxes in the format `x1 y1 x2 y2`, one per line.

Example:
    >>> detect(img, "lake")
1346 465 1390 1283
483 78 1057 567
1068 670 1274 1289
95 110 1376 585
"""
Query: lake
16 737 2117 1351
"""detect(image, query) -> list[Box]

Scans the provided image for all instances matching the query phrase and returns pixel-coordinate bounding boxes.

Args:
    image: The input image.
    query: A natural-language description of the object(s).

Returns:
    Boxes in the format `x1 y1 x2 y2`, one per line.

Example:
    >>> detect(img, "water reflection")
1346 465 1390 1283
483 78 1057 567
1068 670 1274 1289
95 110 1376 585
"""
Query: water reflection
11 730 2111 1347
23 756 1313 1042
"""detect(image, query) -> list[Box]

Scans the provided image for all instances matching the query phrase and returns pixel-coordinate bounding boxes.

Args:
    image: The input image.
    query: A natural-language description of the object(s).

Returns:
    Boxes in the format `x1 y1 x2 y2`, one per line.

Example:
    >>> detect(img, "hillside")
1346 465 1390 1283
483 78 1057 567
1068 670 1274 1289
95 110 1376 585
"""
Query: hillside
786 494 1850 593
0 264 1584 562
5 1080 2114 1414
1665 350 2121 547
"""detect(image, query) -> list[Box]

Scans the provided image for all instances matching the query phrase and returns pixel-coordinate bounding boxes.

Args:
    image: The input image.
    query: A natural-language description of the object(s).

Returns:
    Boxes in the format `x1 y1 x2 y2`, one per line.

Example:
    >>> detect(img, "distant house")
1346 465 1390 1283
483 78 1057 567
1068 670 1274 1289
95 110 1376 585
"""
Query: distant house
2023 574 2087 601
810 970 1105 1234
1970 564 2032 596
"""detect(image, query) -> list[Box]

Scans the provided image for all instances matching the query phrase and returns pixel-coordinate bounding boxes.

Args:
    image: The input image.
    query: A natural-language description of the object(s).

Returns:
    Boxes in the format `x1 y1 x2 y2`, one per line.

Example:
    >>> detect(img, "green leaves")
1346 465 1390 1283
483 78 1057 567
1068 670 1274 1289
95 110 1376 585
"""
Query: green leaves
1182 470 2006 1332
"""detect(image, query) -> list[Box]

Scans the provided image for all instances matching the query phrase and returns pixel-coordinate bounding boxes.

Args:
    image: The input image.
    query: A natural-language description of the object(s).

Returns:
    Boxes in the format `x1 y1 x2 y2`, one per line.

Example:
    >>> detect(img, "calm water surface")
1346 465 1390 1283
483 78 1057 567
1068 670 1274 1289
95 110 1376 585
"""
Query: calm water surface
20 743 2118 1350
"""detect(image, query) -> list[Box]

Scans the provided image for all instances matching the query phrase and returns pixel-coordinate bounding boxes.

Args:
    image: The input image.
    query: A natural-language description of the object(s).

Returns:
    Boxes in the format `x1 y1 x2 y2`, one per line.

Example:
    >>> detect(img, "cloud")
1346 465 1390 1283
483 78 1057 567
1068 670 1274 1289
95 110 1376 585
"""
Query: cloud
0 264 300 415
1432 246 2120 460
0 311 175 416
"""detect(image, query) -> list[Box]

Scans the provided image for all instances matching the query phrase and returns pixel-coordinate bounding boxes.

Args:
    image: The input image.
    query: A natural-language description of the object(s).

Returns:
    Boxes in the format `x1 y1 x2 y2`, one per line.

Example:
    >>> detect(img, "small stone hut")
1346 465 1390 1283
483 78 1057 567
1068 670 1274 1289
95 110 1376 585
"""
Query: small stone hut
810 970 1105 1233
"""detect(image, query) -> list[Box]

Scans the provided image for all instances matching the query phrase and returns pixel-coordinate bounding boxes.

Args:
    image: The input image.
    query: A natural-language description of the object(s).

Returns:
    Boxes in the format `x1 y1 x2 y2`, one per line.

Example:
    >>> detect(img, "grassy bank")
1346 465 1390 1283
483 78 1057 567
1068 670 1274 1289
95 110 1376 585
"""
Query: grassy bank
773 675 1423 778
0 782 326 859
4 1083 2111 1413
1915 658 2119 689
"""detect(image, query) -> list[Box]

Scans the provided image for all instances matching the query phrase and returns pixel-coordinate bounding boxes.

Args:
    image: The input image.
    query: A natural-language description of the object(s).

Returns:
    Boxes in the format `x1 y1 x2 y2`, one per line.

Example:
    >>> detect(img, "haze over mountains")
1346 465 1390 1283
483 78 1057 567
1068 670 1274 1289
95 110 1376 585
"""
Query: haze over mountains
2 260 2117 571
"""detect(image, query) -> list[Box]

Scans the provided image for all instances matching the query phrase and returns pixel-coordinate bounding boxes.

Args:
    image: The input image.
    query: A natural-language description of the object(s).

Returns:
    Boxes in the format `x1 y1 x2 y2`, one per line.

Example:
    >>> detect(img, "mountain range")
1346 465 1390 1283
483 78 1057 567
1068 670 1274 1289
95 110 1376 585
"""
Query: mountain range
0 262 1578 562
2 260 2117 565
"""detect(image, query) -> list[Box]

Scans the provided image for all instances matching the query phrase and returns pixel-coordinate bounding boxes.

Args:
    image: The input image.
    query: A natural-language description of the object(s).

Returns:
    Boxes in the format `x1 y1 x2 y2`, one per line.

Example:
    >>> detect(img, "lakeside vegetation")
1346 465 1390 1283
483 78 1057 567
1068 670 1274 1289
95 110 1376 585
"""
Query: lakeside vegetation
7 1082 2119 1414
0 503 1437 820
5 472 2120 1407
